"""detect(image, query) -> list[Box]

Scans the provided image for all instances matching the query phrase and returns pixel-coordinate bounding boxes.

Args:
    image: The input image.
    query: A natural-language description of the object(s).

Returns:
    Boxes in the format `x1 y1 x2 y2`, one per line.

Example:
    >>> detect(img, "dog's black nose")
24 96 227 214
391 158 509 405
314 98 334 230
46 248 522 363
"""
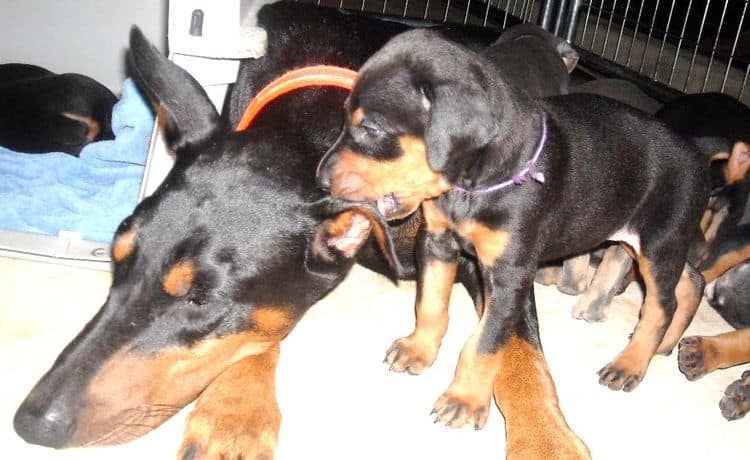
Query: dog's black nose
14 402 76 448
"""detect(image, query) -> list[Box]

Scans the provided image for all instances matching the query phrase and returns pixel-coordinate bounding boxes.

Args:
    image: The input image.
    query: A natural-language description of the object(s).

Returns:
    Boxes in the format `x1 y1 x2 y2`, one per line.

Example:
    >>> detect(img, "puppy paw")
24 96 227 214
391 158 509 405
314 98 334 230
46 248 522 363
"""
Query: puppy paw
384 336 437 375
558 275 588 296
431 391 489 430
571 296 608 322
597 361 644 392
720 370 750 421
178 402 279 460
677 336 715 381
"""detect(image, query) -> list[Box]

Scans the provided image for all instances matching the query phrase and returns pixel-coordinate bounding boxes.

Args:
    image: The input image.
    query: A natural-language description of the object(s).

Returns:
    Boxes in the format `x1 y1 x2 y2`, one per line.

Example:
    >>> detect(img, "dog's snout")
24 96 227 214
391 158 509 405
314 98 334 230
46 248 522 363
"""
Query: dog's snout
14 401 77 448
705 281 722 307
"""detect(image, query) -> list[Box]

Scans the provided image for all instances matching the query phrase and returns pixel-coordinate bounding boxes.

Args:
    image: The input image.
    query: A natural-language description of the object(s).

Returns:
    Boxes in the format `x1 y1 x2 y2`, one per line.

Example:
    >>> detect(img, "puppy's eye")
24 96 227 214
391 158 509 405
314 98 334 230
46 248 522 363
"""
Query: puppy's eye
360 122 383 136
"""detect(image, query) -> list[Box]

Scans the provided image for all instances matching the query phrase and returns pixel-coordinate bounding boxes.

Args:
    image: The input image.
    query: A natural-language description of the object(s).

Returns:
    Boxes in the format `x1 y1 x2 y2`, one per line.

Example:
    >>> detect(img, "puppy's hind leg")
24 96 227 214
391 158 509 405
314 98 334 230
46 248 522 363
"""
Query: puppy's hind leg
572 245 633 322
598 249 684 392
558 253 590 295
656 262 703 355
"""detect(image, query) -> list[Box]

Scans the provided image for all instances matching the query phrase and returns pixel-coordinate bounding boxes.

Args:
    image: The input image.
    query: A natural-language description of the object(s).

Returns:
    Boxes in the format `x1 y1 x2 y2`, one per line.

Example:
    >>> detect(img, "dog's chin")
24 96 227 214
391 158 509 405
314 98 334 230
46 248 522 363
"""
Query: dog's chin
376 194 419 221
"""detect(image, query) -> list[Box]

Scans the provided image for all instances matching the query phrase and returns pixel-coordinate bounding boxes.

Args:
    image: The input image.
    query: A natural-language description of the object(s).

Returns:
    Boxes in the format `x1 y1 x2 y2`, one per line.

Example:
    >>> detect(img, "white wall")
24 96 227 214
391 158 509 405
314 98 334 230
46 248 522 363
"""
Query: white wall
0 0 168 93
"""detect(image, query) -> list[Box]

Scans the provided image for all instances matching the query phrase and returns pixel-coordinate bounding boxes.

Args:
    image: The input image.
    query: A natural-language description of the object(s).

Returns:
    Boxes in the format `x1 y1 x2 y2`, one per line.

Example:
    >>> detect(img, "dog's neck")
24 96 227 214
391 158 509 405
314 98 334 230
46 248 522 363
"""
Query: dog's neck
455 105 547 194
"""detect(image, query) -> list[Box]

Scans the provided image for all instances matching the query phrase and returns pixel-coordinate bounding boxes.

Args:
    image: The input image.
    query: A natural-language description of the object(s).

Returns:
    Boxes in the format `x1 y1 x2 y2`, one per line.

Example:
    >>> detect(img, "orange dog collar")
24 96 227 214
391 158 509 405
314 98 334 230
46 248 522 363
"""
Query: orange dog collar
236 65 358 132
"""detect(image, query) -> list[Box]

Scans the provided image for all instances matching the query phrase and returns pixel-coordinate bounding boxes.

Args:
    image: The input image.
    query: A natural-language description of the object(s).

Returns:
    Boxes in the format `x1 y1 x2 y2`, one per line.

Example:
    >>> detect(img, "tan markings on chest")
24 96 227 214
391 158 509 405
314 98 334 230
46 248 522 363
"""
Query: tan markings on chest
457 220 510 267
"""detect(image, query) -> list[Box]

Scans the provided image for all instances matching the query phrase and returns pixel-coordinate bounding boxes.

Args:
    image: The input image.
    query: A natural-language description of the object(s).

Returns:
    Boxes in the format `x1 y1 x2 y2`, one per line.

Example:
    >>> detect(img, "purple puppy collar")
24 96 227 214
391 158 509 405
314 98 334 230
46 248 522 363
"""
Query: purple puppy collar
453 112 547 195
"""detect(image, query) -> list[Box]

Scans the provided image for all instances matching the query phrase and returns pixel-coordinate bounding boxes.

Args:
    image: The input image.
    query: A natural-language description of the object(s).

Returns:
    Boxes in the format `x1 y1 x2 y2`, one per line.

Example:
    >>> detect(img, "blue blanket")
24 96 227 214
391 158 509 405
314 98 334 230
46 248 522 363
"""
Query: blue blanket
0 79 154 243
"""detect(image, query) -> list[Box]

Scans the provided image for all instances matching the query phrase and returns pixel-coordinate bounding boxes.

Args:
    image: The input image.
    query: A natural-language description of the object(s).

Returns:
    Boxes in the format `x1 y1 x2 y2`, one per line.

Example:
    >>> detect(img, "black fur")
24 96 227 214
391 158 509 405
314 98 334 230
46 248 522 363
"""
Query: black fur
0 63 116 155
13 3 497 454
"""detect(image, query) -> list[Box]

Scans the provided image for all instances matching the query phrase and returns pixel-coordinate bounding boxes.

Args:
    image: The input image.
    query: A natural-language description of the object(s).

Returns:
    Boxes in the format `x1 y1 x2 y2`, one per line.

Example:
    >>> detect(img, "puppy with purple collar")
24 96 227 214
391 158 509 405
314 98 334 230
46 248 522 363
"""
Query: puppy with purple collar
317 29 709 458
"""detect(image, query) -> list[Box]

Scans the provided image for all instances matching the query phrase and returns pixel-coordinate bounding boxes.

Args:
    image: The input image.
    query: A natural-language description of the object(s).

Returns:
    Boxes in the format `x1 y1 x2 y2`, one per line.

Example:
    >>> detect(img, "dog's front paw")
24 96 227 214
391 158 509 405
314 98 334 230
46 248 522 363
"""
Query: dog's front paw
720 370 750 421
431 390 489 430
677 336 715 381
384 336 438 375
597 360 644 392
178 402 279 460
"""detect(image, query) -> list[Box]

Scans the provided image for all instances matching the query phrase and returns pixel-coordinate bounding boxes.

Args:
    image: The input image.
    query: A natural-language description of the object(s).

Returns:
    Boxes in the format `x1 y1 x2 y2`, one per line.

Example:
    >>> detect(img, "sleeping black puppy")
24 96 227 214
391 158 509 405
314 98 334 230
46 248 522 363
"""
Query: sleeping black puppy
0 63 116 155
679 260 750 421
483 22 578 98
318 29 709 456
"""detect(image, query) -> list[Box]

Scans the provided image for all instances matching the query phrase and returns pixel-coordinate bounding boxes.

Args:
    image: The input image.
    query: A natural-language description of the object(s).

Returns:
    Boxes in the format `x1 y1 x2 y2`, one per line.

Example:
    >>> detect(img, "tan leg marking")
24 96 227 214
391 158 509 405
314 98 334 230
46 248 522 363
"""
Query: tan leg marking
559 253 591 294
386 199 456 374
386 259 457 374
430 221 511 426
657 265 702 354
679 328 750 381
494 336 591 460
701 244 750 283
598 257 666 391
703 205 729 243
178 344 281 460
572 245 630 322
433 311 503 430
697 329 750 371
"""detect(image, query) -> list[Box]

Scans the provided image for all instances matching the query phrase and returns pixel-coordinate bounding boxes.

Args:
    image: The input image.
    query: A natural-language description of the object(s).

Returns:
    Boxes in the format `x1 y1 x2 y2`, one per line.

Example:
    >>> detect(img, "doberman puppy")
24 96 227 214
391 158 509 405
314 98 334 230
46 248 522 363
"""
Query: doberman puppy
483 22 578 98
680 258 750 422
671 94 750 419
317 28 708 455
13 4 505 459
483 23 593 297
571 92 750 323
0 63 116 155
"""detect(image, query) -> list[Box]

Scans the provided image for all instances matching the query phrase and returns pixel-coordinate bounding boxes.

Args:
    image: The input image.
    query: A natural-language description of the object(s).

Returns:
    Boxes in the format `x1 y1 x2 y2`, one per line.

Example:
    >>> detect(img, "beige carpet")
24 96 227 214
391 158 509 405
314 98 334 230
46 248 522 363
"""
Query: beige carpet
2 256 748 459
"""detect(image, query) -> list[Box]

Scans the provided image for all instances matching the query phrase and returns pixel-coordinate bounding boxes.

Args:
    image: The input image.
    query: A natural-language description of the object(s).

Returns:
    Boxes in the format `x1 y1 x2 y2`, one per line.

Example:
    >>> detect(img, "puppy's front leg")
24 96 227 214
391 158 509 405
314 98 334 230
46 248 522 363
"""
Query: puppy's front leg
432 221 521 430
386 200 459 374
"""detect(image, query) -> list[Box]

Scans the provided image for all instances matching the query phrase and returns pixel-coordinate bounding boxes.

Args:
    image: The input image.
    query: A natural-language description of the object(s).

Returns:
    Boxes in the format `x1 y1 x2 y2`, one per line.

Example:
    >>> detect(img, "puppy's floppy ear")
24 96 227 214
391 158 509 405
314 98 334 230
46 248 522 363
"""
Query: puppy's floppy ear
422 81 498 173
556 40 579 73
128 26 222 153
305 197 404 280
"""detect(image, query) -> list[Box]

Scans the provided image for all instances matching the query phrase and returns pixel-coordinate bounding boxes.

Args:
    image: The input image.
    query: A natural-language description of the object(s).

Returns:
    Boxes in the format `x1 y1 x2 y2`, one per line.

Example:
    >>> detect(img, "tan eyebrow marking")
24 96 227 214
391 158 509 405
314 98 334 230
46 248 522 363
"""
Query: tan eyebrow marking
163 259 196 298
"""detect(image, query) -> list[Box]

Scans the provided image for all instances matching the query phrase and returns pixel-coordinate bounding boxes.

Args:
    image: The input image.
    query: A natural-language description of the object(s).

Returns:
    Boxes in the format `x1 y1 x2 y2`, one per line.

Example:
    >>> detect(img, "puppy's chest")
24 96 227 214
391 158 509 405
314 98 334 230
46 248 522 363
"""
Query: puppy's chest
422 198 514 265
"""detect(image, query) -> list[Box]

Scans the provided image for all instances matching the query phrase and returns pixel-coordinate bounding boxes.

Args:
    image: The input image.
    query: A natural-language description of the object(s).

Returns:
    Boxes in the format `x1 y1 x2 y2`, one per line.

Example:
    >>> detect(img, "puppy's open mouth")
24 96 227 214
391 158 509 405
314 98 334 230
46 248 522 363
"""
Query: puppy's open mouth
376 194 399 219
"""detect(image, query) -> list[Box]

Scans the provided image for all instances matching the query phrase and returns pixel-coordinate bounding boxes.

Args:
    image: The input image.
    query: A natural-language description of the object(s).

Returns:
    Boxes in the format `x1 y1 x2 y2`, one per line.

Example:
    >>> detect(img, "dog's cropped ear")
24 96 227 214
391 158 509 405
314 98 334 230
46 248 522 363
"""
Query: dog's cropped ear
422 81 498 174
128 26 222 153
556 40 579 73
305 198 403 280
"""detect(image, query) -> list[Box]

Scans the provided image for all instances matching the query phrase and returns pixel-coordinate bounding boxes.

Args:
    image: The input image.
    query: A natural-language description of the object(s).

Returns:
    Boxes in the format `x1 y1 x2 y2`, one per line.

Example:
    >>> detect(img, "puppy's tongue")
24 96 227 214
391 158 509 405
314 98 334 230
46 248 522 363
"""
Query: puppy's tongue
376 194 397 218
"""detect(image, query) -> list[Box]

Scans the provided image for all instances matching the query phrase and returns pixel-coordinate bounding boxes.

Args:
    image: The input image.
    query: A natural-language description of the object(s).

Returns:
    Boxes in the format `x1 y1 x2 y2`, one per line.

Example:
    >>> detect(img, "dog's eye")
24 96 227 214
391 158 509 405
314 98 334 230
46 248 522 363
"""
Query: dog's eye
360 122 382 136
